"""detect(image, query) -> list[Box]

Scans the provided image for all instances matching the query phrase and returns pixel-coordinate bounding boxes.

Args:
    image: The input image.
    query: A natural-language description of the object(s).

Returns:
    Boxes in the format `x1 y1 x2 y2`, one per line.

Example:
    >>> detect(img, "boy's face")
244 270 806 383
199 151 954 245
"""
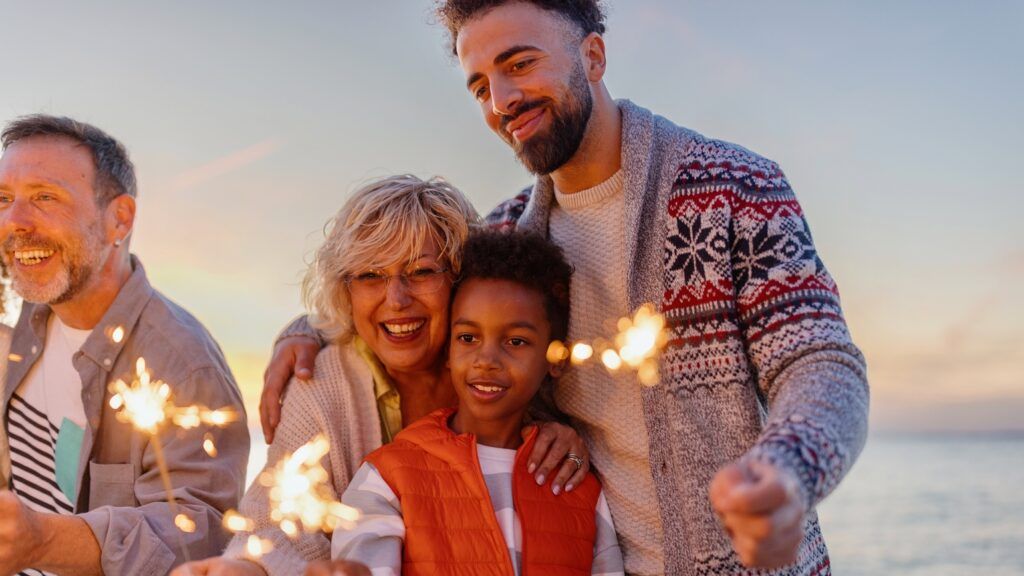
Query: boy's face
449 278 560 427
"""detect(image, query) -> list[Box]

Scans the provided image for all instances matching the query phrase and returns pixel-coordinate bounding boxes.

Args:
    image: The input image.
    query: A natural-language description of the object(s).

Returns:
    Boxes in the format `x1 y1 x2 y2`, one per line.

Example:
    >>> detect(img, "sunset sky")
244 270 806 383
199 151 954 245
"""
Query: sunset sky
3 1 1021 435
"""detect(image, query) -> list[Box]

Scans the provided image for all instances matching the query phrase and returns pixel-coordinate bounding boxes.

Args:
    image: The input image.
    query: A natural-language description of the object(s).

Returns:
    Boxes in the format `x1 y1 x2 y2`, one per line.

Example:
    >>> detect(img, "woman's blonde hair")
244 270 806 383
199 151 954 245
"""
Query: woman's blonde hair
302 174 480 343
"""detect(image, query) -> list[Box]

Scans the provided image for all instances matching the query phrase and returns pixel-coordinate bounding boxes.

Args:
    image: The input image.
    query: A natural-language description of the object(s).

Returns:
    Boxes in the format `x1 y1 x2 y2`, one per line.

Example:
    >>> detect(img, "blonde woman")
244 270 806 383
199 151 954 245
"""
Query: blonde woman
176 175 586 576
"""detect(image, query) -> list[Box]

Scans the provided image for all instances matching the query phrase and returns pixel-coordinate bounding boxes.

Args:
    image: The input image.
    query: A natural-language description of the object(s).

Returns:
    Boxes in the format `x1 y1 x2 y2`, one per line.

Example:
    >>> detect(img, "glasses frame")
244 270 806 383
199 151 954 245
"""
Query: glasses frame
344 265 451 296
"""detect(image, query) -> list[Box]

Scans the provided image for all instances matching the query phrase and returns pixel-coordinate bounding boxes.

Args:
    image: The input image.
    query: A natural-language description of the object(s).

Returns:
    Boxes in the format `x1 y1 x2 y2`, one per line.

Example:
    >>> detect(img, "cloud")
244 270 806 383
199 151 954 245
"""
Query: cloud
168 138 282 192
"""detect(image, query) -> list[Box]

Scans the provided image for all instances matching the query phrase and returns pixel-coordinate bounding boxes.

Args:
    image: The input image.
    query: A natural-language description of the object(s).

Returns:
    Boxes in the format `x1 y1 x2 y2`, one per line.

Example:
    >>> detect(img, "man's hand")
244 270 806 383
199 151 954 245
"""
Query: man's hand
260 335 321 443
304 559 372 576
709 460 807 569
525 421 590 495
171 557 268 576
0 490 46 574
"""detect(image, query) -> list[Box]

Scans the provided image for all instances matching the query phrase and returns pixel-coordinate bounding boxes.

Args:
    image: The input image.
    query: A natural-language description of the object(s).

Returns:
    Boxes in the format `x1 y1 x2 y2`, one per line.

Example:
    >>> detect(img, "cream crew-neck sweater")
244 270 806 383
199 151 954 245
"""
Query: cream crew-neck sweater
550 170 666 576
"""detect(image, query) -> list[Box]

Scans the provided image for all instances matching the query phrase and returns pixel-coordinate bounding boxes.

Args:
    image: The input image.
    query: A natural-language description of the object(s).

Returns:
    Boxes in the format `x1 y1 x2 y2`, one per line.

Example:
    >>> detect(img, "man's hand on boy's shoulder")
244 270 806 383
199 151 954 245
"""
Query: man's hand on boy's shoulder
304 559 372 576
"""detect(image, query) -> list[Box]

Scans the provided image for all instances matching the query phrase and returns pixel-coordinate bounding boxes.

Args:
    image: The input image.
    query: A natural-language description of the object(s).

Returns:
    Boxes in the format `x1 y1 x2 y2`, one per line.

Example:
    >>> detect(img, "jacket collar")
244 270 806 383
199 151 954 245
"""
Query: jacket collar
4 255 155 406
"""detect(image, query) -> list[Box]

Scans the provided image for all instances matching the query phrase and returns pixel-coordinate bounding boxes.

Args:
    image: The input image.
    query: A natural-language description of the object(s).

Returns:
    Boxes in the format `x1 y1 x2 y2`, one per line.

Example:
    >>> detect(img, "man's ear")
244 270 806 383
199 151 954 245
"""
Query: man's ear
580 32 607 83
106 194 136 246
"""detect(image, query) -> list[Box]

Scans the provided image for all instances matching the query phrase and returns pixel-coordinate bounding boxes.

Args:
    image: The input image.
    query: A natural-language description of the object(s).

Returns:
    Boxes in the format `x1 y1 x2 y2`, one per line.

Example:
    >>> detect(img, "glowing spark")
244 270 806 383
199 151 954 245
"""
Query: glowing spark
638 361 660 386
223 510 255 533
174 514 196 533
545 341 569 364
245 535 274 558
260 435 361 536
203 433 218 457
111 326 125 343
601 349 622 370
570 343 594 364
615 304 668 368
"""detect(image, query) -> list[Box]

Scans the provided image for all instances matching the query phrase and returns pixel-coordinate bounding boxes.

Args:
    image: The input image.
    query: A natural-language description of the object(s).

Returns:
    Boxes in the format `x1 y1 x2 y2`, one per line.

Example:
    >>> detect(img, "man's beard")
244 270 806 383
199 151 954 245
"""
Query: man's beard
2 224 105 305
501 61 593 176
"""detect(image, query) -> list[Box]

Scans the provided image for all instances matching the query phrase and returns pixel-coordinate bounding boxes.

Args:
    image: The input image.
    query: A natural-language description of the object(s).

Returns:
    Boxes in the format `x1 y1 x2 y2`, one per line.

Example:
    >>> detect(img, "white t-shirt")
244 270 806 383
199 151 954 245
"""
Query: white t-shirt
6 315 90 515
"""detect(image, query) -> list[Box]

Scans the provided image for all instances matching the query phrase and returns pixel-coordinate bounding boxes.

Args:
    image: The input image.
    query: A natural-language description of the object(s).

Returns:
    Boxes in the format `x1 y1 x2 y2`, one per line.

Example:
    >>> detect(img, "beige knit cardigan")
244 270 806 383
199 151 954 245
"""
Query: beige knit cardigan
223 342 382 575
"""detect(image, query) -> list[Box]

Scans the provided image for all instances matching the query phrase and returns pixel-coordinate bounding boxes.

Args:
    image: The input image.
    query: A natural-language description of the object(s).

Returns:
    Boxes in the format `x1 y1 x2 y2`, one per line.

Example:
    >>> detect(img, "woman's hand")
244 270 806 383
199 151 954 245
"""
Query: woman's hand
260 336 322 443
526 421 590 495
171 557 267 576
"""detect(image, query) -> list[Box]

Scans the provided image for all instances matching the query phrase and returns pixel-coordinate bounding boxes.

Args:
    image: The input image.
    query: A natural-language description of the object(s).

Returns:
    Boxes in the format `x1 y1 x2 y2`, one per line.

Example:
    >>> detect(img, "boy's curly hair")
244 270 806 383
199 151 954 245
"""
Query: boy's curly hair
436 0 607 55
454 229 573 342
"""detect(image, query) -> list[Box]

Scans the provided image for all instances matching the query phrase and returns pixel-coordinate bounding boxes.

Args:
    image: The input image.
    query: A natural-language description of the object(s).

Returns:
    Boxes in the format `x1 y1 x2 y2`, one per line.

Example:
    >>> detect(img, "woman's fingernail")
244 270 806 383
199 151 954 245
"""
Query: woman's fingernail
566 483 574 492
552 485 561 495
528 463 537 474
536 474 545 485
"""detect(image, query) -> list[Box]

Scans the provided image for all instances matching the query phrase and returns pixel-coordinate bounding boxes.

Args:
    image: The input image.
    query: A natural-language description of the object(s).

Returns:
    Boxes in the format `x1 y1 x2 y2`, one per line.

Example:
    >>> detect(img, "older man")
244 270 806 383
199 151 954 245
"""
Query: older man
270 2 869 575
0 115 249 575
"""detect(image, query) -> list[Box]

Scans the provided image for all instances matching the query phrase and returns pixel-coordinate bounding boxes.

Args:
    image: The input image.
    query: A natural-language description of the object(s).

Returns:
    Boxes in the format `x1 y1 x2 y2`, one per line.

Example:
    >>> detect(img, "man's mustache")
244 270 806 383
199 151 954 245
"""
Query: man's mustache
1 234 61 254
499 99 549 133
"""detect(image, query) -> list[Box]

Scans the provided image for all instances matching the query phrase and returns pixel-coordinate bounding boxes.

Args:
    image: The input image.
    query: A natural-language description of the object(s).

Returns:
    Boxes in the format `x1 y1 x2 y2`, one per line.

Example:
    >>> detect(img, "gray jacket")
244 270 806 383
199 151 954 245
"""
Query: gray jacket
2 257 249 575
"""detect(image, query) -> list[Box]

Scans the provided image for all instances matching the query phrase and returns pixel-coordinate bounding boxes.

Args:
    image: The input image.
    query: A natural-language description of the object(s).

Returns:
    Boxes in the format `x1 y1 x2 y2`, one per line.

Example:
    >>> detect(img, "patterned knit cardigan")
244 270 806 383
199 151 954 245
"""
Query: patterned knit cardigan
486 100 869 576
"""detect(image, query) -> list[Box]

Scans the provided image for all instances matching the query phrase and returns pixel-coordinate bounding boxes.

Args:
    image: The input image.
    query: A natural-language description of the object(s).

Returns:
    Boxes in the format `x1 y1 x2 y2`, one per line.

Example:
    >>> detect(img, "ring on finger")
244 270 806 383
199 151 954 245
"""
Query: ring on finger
565 452 584 472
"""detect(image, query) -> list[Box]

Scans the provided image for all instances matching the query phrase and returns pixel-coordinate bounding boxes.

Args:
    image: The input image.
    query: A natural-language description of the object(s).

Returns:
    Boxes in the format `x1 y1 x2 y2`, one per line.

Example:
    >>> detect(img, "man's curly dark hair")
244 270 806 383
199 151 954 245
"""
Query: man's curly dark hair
454 229 573 342
436 0 607 55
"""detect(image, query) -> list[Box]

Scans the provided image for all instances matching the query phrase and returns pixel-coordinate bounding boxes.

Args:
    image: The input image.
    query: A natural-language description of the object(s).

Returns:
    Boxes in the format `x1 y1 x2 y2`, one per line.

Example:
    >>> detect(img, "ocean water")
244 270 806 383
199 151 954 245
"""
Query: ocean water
817 434 1024 575
246 434 1024 574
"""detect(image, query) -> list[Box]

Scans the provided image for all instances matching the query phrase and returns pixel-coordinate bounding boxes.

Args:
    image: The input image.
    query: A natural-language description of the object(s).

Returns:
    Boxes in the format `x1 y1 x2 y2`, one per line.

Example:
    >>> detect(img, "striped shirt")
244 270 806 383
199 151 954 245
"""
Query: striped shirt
333 444 625 576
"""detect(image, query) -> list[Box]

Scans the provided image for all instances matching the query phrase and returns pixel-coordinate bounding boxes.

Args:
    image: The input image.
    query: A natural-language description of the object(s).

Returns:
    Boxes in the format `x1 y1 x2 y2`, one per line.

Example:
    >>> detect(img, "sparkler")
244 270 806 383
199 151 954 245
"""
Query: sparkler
221 435 361 554
107 355 239 561
546 303 668 386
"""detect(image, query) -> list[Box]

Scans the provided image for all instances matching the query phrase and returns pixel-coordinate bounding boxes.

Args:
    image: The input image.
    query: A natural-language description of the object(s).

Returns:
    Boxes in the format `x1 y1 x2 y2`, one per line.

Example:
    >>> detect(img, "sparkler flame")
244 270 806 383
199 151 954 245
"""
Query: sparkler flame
543 304 667 385
108 357 238 435
256 435 361 535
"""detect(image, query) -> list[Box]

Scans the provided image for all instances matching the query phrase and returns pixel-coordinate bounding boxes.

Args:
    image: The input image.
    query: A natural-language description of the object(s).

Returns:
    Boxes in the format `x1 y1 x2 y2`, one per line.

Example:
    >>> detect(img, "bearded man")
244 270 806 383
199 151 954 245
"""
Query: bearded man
0 115 249 575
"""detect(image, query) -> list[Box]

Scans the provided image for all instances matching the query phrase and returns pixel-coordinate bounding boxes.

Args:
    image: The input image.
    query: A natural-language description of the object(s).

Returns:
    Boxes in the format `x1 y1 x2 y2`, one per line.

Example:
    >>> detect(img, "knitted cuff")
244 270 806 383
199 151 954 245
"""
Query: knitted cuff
743 414 845 511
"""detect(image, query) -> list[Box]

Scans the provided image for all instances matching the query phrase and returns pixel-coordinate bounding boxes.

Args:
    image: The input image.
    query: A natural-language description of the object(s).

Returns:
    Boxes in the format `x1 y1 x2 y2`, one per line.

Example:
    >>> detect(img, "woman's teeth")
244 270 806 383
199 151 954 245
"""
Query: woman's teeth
471 383 505 393
383 321 425 336
14 249 55 266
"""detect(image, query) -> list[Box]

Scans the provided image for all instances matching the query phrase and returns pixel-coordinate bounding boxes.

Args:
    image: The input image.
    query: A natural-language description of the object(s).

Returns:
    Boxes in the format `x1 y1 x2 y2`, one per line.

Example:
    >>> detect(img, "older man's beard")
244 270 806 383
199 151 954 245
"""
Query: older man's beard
3 224 105 305
501 61 593 176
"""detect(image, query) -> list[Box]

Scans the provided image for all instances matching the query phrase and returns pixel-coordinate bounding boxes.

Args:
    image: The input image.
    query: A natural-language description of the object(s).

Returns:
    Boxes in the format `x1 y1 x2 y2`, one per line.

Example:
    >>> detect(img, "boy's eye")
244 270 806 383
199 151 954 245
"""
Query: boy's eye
508 337 528 347
456 333 477 344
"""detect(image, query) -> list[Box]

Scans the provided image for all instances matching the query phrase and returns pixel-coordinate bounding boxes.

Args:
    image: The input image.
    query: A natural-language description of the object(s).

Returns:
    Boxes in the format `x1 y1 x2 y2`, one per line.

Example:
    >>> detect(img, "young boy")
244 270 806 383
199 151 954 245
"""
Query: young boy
329 230 624 576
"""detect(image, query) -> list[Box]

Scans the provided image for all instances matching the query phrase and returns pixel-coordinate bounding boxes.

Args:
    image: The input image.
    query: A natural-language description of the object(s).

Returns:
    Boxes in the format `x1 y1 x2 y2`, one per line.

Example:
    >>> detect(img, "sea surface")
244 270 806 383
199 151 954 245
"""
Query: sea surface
246 434 1024 575
817 434 1024 575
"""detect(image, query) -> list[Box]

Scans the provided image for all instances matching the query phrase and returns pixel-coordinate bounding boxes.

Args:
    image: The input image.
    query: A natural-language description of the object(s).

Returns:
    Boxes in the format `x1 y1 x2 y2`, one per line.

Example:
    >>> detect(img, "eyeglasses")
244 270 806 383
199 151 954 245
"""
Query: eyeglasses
345 265 450 296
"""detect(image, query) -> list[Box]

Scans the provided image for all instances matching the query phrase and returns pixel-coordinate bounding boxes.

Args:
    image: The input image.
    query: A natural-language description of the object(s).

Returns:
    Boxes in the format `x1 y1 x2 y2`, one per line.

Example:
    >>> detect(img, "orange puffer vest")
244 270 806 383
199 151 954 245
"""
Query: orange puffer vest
364 408 601 576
